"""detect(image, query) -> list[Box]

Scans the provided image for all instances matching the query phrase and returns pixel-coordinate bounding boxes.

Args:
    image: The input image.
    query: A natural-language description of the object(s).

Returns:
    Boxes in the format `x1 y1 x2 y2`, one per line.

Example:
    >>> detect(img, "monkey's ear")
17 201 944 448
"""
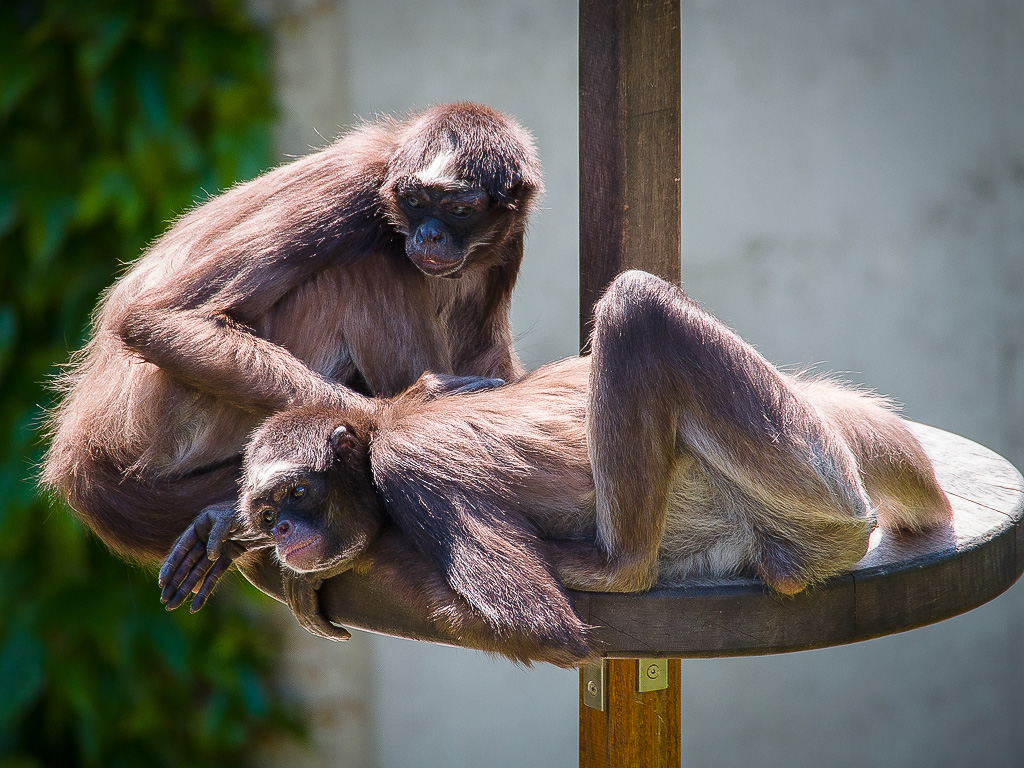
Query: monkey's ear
505 173 539 212
330 425 358 458
504 173 524 207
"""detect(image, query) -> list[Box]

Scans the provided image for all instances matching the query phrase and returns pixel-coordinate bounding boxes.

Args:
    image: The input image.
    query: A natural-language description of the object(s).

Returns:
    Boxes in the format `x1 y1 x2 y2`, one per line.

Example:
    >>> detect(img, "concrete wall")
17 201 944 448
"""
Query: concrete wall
253 1 1024 765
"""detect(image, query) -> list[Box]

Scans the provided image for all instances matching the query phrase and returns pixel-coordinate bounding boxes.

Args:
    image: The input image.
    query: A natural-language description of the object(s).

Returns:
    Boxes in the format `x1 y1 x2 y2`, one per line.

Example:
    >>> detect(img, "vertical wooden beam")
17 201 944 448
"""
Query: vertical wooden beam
579 1 682 764
580 659 682 767
579 0 681 348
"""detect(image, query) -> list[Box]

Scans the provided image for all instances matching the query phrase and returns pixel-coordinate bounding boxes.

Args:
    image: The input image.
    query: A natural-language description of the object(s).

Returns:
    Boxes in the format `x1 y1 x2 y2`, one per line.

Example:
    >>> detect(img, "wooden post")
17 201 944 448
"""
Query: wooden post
579 0 682 765
580 659 682 767
579 0 681 347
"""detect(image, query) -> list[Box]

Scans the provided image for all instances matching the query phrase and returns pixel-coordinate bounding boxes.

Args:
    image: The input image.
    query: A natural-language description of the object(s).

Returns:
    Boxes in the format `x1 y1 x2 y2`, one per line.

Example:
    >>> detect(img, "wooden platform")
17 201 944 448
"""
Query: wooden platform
320 422 1024 658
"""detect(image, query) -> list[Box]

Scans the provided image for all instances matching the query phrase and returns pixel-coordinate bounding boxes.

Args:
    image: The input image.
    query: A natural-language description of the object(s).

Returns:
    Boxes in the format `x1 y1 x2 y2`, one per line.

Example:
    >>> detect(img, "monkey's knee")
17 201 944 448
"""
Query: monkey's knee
594 270 674 327
590 270 695 365
55 457 160 560
605 269 675 302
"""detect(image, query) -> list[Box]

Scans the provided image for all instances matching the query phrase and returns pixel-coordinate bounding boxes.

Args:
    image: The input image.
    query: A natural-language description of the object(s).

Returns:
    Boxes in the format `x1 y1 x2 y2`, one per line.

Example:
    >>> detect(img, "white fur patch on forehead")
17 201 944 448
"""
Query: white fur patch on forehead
249 460 301 493
414 150 455 184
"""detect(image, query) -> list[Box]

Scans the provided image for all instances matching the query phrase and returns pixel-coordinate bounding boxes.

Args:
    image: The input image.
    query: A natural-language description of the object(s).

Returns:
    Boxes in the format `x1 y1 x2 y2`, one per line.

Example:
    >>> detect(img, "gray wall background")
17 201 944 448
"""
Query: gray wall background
248 1 1024 766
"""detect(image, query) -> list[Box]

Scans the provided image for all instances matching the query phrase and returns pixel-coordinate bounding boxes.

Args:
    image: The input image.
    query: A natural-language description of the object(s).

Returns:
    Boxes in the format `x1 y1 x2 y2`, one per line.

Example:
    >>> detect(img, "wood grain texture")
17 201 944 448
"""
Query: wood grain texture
318 423 1024 658
579 0 681 349
580 659 681 768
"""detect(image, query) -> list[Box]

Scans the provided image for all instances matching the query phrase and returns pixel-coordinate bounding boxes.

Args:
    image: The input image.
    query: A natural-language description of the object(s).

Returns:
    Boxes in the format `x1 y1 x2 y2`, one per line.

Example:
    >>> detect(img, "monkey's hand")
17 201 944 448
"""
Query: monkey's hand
449 377 505 395
413 373 506 400
159 503 255 612
283 572 352 641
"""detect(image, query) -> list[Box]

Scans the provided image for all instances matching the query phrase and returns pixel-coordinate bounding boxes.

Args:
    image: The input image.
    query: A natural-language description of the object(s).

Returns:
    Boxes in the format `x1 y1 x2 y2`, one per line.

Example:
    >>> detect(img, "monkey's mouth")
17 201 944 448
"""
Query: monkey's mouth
279 534 324 571
408 250 466 278
414 257 465 278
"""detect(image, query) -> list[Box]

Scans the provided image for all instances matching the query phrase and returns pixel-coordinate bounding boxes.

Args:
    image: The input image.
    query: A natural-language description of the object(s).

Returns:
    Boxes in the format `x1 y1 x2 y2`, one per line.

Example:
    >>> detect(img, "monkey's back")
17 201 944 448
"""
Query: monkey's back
378 357 598 539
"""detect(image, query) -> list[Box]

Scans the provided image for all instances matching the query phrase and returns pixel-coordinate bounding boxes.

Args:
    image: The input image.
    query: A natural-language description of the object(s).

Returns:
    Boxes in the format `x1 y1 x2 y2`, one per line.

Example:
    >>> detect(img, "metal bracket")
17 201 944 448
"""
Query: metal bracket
582 662 606 711
583 658 669 710
637 658 669 693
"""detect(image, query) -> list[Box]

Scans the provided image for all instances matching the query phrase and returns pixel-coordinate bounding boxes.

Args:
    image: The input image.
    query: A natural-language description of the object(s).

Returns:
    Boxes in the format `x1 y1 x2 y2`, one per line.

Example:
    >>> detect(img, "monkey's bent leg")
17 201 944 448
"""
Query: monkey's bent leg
59 453 241 564
575 272 690 591
585 270 874 594
55 453 257 610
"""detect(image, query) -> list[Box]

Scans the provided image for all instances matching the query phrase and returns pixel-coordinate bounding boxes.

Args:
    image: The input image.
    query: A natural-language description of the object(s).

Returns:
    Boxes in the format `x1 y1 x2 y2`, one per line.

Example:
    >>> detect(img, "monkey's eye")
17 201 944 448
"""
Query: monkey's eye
290 486 307 500
402 195 422 209
260 508 276 526
449 205 471 218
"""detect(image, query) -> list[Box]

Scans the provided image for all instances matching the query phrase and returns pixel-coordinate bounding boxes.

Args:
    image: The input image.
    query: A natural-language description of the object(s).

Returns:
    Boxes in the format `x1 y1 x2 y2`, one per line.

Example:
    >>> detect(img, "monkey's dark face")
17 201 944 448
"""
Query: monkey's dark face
383 105 542 279
242 418 384 575
393 179 500 278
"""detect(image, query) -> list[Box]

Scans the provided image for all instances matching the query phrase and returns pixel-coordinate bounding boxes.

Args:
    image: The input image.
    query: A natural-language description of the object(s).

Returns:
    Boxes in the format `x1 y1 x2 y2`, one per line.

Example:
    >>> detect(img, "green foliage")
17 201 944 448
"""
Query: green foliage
0 2 301 765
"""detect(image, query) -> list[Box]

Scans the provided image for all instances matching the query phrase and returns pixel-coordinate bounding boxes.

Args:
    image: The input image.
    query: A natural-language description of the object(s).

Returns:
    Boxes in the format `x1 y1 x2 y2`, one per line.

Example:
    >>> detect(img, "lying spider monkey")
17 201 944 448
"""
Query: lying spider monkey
164 271 952 666
41 103 540 608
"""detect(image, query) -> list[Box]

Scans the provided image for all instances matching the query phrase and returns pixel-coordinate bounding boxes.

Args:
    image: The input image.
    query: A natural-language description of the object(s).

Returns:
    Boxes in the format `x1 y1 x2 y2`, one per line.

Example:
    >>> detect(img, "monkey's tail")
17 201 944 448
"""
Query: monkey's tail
798 378 952 532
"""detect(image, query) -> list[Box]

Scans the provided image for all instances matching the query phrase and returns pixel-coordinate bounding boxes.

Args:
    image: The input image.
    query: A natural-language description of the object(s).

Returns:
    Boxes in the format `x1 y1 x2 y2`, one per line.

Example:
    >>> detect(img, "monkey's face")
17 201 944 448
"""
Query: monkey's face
392 179 501 278
383 103 542 276
242 417 383 575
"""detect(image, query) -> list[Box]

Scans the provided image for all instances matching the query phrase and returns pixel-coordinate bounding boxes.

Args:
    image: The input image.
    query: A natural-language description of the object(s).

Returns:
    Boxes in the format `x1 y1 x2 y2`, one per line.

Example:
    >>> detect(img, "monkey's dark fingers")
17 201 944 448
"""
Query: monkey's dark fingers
205 507 242 561
452 377 505 395
159 504 240 589
160 538 210 606
159 523 205 589
189 551 236 613
163 546 217 611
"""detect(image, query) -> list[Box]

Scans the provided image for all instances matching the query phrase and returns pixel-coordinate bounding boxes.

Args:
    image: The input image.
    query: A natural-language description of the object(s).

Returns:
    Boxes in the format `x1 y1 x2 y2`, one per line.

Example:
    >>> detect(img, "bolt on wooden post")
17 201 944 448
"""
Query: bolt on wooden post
578 0 682 765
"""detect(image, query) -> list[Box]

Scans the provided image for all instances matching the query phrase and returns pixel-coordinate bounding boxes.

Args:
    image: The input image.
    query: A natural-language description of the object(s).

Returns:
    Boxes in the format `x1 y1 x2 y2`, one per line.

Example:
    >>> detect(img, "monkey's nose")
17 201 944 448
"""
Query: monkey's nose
416 220 448 245
275 520 292 538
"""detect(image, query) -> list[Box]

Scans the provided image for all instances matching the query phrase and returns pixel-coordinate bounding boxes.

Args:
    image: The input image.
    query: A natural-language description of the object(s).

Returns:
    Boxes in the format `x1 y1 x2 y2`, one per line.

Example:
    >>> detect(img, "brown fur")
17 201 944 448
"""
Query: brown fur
40 102 541 565
234 271 952 666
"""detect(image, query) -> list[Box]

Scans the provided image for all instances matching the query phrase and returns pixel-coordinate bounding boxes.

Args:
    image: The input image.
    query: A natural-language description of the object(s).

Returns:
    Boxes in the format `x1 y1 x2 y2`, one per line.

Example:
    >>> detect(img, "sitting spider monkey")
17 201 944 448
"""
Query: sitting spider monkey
164 271 952 667
41 103 540 608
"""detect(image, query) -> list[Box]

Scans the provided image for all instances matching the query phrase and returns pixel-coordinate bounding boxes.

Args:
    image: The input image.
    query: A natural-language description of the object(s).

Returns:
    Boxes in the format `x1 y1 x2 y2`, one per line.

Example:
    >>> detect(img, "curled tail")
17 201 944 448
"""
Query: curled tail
798 378 952 533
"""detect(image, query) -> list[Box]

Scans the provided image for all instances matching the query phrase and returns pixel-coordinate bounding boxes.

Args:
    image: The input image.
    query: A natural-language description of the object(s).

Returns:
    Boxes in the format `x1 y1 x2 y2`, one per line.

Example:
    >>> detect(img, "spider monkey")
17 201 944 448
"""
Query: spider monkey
41 102 541 607
174 270 951 667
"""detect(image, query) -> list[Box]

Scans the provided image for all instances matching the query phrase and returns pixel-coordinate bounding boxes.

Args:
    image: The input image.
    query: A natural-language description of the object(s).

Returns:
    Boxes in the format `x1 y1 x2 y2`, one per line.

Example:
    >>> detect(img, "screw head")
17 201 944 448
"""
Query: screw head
646 663 660 680
587 680 598 696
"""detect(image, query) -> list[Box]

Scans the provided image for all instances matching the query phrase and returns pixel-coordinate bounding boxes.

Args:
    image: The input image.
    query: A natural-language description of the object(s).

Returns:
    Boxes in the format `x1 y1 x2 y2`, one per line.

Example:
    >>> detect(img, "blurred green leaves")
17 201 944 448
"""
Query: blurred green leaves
0 2 300 766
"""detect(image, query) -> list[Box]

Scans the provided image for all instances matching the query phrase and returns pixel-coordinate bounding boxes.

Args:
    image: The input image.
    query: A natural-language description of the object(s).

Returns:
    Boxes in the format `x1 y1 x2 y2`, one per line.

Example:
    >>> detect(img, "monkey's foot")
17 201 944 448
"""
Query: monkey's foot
284 573 352 641
159 503 249 611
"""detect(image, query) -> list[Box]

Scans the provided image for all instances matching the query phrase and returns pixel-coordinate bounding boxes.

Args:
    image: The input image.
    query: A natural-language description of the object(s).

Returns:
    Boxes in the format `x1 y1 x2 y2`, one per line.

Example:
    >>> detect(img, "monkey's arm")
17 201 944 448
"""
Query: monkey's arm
371 457 591 663
114 294 358 413
107 163 391 412
446 248 525 382
351 528 592 667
